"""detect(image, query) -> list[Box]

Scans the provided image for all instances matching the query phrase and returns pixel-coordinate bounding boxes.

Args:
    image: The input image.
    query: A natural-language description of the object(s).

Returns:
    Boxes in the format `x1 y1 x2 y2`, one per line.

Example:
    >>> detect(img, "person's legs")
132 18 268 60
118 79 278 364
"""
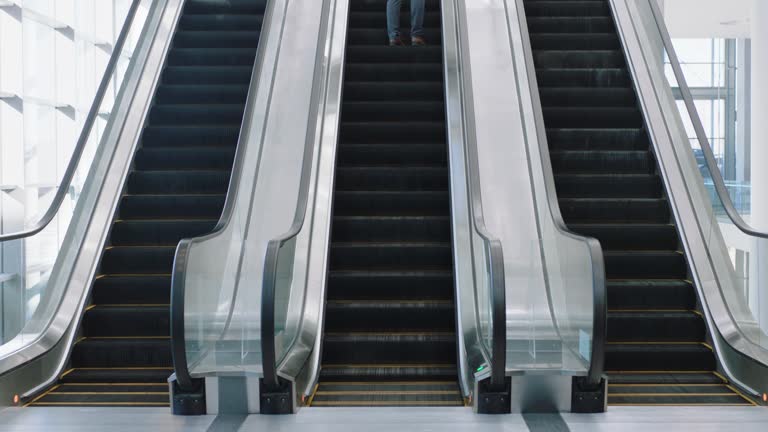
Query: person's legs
386 0 402 41
410 0 425 39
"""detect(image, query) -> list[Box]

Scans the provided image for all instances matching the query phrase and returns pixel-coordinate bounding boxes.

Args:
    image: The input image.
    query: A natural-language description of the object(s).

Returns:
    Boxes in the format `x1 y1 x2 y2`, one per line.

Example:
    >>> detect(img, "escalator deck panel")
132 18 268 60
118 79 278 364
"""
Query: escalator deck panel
315 0 463 407
521 0 755 407
26 0 267 407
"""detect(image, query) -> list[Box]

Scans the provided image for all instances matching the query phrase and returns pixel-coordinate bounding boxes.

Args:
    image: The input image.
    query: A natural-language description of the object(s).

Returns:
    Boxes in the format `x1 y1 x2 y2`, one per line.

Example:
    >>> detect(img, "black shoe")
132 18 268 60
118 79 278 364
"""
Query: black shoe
389 37 404 46
411 36 427 46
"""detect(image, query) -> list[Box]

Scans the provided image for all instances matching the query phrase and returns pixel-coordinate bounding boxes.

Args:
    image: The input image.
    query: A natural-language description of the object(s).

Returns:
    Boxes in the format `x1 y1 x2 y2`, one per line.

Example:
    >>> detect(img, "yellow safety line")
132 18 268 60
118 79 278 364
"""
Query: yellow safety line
59 369 75 379
701 342 714 350
608 384 729 387
49 392 169 396
31 402 170 406
725 384 759 407
310 401 463 407
315 391 460 396
323 364 455 368
609 403 753 407
83 336 170 340
93 304 170 307
85 305 97 311
59 383 168 387
712 371 728 383
609 393 742 397
318 381 457 386
74 367 173 370
306 384 319 407
23 385 61 407
607 370 715 374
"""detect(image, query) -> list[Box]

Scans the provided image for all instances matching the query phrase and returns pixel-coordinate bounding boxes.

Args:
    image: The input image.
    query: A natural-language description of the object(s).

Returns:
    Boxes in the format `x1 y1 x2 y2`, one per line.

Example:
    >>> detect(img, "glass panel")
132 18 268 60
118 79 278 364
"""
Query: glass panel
647 5 768 350
0 0 152 346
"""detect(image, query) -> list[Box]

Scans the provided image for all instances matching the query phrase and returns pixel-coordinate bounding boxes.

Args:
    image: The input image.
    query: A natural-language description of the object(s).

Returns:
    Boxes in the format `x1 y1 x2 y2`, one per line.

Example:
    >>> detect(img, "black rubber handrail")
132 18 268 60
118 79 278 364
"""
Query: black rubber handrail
170 0 285 391
0 0 142 243
261 0 338 390
646 0 768 240
449 0 507 389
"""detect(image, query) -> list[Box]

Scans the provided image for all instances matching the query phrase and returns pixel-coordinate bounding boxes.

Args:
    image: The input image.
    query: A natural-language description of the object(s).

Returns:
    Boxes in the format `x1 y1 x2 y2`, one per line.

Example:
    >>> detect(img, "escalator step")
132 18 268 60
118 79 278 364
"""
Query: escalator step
325 301 455 332
604 251 687 279
523 1 611 17
142 125 240 147
100 246 176 274
126 170 231 194
542 107 643 128
60 368 173 384
184 0 269 14
173 31 261 48
332 216 450 242
568 223 678 250
133 147 236 171
118 194 225 220
605 343 715 371
155 85 249 104
92 276 172 305
539 88 636 107
347 12 441 29
340 121 446 144
527 17 615 33
110 220 217 246
83 306 170 337
537 68 630 88
533 50 625 69
333 191 449 216
345 63 443 82
162 66 253 85
320 365 457 382
530 33 620 50
558 198 670 223
167 48 257 66
178 14 264 31
330 242 452 270
327 270 453 301
608 393 751 406
607 279 696 310
335 166 449 191
342 101 445 121
337 143 448 166
608 372 724 385
554 174 662 198
322 333 456 364
550 150 653 173
607 311 705 342
148 104 245 125
346 46 443 63
546 128 649 151
347 28 442 45
71 338 171 368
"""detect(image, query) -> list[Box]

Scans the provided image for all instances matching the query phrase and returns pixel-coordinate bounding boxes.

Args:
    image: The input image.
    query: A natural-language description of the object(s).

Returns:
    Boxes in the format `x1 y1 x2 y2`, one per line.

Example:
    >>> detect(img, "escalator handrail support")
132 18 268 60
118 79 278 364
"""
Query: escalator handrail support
646 0 768 239
0 0 142 243
509 0 607 387
448 0 507 390
170 0 287 391
261 0 339 390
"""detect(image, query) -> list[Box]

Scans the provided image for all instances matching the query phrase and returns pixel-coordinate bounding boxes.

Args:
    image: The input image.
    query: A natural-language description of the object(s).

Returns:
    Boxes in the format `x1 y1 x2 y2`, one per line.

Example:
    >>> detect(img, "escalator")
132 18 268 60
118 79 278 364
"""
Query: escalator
310 0 463 407
521 0 754 406
26 0 266 407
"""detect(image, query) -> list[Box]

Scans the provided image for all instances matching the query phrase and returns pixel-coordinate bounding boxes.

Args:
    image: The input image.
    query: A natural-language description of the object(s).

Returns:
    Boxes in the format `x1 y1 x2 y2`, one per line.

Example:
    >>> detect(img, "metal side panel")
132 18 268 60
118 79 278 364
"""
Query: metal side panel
610 0 768 398
0 0 186 405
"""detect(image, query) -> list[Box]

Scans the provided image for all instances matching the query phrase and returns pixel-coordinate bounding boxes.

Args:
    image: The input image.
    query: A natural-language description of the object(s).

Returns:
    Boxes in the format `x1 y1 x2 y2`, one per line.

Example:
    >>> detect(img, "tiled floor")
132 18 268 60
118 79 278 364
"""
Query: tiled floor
0 406 766 432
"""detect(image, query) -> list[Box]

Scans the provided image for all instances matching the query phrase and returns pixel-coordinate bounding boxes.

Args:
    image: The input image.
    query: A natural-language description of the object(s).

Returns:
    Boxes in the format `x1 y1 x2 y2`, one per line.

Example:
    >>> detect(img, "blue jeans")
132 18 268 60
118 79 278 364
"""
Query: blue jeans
386 0 425 40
